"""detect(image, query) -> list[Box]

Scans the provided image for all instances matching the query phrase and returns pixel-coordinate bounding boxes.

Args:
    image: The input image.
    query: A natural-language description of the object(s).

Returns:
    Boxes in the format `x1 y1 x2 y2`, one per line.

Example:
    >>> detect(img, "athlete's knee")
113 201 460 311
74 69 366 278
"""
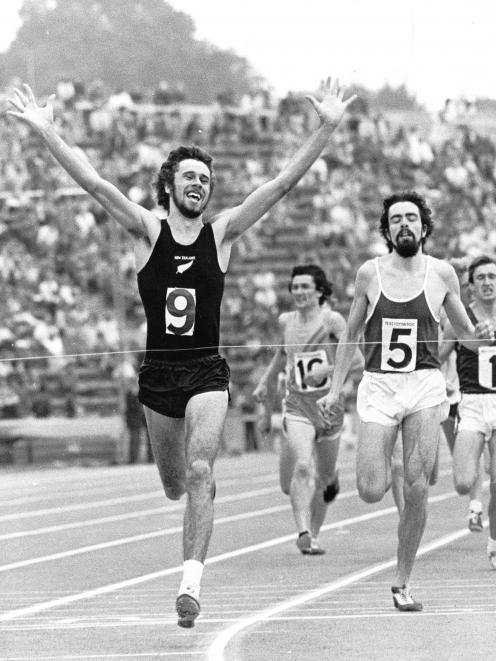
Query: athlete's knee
357 474 385 503
454 472 475 496
165 485 185 500
293 459 314 482
186 459 213 492
403 478 429 505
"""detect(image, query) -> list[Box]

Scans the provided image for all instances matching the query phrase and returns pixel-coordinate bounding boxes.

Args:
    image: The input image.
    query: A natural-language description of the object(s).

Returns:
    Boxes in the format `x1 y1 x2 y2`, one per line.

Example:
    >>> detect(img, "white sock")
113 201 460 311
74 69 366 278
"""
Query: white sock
469 500 482 513
178 559 204 599
487 537 496 553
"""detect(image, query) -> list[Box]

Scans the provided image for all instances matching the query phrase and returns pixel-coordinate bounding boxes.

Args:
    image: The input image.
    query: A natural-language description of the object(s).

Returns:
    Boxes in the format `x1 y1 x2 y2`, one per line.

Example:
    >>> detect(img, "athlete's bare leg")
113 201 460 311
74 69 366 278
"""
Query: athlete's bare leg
441 415 456 455
391 431 404 513
143 406 186 500
356 421 399 503
443 415 484 515
147 391 227 627
487 434 496 540
183 390 228 562
453 429 485 497
284 418 316 536
395 405 441 587
310 430 340 538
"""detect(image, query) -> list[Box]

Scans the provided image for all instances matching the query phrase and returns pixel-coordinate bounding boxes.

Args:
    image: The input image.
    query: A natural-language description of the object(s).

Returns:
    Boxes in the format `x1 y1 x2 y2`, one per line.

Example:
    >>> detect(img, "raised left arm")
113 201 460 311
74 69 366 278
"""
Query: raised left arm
217 77 356 242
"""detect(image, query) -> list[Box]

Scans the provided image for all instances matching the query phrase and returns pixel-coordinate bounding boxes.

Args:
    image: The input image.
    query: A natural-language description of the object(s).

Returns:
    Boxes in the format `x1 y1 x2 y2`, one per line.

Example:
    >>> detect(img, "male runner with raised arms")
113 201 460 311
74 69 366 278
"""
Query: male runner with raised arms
440 255 496 567
253 265 363 555
7 78 356 627
318 191 490 610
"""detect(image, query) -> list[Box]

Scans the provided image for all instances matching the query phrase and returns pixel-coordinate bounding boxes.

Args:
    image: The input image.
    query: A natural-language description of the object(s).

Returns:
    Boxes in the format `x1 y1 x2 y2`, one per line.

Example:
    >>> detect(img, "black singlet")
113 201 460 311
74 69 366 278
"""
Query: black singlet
137 219 225 362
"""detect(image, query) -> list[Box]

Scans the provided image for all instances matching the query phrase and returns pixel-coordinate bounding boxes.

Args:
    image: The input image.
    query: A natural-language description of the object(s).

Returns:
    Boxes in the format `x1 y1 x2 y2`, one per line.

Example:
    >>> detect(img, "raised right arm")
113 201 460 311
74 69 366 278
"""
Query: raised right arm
7 84 156 239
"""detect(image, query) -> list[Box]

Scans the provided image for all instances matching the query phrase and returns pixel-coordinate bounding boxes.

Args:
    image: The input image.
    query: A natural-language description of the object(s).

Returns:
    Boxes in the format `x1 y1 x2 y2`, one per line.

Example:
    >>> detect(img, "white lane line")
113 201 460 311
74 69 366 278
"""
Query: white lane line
0 471 277 509
0 504 291 572
0 467 455 534
0 462 278 495
0 483 281 523
206 525 476 661
0 492 164 522
0 487 362 571
0 489 458 622
0 488 459 572
0 652 205 659
0 484 150 508
0 486 282 542
3 608 496 633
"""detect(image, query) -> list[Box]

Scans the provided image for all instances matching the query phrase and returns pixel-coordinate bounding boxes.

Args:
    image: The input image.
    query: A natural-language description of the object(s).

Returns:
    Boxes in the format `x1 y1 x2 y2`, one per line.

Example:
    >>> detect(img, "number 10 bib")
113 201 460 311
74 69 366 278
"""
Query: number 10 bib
381 318 418 372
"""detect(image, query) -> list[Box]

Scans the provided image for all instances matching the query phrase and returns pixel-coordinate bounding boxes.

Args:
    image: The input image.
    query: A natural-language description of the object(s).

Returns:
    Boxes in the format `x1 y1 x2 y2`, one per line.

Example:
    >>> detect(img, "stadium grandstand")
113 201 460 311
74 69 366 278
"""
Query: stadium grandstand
1 81 496 463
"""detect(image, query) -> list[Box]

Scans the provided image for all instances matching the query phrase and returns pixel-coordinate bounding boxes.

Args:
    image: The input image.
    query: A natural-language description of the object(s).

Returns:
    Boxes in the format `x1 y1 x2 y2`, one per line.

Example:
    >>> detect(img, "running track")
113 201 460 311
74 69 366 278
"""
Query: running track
1 441 495 660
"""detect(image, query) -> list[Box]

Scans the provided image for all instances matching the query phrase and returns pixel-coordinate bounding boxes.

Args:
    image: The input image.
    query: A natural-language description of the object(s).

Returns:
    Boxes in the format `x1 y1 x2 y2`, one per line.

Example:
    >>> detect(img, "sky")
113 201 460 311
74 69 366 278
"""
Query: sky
1 0 495 110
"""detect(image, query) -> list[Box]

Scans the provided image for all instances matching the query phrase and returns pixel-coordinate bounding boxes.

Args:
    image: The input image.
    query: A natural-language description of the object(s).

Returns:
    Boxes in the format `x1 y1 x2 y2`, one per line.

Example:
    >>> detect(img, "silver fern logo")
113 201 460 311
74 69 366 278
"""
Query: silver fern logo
176 259 194 274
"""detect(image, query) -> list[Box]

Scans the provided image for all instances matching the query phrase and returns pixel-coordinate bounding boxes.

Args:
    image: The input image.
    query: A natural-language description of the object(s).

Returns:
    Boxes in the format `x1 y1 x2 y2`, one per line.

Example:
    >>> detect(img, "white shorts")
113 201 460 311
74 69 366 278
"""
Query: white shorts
357 369 449 427
458 393 496 441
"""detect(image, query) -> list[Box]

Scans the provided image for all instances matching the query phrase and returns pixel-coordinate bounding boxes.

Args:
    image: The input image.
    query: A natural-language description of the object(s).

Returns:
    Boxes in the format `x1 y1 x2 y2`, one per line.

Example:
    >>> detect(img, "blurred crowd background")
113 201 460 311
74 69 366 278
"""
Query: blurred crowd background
2 1 496 463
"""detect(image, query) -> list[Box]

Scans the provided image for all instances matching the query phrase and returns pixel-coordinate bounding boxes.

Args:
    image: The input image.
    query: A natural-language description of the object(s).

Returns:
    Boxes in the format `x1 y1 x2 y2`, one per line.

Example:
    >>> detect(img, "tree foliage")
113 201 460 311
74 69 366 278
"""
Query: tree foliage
351 82 422 112
0 0 256 102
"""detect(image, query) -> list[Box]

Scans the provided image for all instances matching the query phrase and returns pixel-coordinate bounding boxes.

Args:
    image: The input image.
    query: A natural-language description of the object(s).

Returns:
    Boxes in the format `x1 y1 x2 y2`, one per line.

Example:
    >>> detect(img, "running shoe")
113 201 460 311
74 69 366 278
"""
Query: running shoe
391 585 423 612
301 539 326 556
488 552 496 570
468 510 483 532
296 531 312 553
176 593 200 628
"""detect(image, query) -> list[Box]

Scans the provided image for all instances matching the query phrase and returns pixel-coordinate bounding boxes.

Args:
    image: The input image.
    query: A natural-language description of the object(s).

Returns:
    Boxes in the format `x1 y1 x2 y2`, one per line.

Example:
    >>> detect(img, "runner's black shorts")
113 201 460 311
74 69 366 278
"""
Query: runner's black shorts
138 354 230 418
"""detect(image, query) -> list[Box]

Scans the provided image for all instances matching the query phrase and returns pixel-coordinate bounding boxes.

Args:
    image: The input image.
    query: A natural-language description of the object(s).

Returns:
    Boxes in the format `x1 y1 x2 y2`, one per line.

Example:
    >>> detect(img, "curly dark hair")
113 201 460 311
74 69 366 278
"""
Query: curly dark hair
468 254 496 283
288 264 333 305
379 191 433 252
154 145 215 212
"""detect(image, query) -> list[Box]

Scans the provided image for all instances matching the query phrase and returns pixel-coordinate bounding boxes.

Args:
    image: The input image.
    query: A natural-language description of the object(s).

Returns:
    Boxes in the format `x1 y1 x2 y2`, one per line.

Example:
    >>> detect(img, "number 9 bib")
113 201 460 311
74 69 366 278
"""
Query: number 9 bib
381 318 418 372
165 287 196 336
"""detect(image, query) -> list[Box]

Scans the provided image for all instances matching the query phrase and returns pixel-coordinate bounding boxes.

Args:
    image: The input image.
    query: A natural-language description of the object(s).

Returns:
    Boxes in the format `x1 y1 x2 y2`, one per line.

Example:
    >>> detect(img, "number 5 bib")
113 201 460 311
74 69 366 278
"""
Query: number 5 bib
381 318 418 372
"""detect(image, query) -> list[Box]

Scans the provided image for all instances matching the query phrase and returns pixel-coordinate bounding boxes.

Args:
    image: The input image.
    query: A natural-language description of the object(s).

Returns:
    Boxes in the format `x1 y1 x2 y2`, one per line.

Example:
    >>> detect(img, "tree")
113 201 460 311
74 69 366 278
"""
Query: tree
0 0 257 103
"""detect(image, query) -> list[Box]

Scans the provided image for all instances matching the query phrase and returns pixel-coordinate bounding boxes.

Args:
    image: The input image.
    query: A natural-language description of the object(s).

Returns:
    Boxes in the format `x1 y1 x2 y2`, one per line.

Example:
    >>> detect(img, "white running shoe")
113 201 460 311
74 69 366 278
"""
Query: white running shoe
391 585 423 612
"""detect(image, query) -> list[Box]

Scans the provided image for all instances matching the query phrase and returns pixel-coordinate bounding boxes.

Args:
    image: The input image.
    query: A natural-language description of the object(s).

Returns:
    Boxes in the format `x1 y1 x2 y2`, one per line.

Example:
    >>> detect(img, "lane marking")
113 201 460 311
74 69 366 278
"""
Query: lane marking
0 471 277 509
0 484 280 523
206 525 477 661
0 486 282 541
2 608 496 633
0 489 458 622
0 487 366 570
0 467 455 536
0 652 205 660
0 486 460 570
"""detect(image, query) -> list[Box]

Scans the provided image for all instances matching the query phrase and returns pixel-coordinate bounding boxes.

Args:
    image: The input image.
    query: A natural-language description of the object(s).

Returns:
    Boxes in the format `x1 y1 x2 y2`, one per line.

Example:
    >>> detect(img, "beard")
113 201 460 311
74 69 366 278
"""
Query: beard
393 232 421 257
171 186 208 219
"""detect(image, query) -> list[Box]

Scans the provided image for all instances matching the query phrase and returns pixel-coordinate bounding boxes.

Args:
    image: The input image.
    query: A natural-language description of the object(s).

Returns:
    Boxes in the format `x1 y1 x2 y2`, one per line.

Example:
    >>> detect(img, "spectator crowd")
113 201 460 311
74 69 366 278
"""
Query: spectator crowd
1 75 496 438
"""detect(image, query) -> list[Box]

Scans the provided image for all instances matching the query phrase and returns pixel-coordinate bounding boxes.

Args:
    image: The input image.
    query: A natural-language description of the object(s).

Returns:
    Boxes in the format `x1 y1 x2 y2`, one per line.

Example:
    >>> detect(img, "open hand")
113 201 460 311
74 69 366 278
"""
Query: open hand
305 77 357 127
7 83 55 133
